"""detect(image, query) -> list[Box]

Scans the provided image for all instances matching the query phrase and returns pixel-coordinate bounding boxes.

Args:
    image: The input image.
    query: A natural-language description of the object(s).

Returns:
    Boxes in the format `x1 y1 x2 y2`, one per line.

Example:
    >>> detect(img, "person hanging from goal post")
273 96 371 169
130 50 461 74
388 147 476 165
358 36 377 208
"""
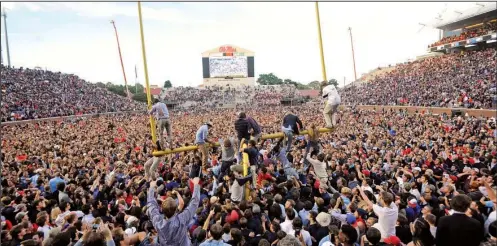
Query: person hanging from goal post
148 98 172 150
321 81 341 129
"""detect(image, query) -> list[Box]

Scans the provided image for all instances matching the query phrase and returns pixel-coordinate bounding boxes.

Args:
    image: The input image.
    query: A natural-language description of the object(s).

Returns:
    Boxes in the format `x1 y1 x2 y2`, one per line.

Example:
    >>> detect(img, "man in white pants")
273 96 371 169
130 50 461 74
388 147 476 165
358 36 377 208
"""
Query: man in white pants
321 81 341 128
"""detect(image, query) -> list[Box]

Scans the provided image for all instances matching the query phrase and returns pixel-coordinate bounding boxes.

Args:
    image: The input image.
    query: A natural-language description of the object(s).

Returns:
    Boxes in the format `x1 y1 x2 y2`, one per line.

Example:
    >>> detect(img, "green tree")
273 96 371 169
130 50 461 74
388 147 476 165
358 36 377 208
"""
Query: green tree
307 81 321 90
328 78 339 87
257 73 283 85
95 82 106 88
132 93 148 102
163 80 172 88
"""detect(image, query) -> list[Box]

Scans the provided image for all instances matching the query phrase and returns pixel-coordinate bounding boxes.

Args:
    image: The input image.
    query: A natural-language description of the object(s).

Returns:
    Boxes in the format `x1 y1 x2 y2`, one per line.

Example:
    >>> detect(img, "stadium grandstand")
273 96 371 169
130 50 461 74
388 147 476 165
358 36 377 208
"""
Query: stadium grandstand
341 3 496 109
1 3 496 246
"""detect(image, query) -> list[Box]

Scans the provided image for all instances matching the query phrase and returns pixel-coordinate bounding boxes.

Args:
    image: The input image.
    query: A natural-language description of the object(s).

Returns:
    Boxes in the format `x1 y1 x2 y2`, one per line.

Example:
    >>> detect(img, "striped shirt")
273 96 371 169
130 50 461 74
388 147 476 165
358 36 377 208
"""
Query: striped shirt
147 185 200 246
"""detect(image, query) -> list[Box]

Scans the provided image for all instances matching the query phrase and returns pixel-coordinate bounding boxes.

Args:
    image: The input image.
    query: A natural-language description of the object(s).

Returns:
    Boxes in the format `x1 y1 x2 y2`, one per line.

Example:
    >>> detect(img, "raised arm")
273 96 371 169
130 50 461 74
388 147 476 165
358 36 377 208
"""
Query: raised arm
358 186 374 210
147 184 167 231
174 190 185 211
177 178 201 225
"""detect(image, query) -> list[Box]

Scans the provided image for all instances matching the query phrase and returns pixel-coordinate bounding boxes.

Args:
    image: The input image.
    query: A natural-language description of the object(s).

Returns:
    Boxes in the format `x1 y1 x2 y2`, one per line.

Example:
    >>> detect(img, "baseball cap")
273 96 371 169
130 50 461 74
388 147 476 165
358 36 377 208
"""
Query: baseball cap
408 199 418 207
15 212 26 222
346 213 356 225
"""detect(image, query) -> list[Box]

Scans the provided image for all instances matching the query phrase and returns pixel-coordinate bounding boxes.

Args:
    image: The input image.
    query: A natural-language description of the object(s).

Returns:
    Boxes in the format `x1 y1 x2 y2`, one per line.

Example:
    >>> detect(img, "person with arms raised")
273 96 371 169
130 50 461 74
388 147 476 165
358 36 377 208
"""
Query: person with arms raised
358 186 398 239
147 177 201 246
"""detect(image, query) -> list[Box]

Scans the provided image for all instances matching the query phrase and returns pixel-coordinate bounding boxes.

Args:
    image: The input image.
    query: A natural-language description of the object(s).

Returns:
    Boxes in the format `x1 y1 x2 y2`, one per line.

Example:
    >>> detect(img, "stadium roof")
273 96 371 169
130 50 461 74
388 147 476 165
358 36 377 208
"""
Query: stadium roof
425 2 497 30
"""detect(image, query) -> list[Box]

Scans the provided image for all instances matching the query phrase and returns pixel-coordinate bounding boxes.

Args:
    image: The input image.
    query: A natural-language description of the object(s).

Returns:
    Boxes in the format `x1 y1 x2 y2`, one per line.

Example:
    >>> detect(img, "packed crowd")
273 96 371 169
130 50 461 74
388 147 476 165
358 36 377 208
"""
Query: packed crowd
209 57 248 78
1 103 496 246
162 85 303 108
429 21 497 48
341 48 497 109
0 66 145 122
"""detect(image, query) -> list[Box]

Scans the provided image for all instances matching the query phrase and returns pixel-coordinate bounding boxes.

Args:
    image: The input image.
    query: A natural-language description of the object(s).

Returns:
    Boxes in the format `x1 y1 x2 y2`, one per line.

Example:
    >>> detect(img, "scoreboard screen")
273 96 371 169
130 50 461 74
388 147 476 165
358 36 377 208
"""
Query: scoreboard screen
209 56 248 78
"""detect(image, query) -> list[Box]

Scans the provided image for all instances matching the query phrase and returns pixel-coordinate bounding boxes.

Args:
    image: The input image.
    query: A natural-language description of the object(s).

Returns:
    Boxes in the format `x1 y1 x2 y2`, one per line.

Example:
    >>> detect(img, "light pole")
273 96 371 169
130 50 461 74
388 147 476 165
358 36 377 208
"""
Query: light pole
2 8 11 67
110 20 130 98
348 27 358 82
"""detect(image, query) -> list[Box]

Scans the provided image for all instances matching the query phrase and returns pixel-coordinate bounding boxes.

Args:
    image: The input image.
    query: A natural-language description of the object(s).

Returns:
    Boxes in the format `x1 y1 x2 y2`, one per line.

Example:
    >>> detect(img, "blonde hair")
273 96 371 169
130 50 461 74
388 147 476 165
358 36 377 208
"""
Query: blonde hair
51 207 61 221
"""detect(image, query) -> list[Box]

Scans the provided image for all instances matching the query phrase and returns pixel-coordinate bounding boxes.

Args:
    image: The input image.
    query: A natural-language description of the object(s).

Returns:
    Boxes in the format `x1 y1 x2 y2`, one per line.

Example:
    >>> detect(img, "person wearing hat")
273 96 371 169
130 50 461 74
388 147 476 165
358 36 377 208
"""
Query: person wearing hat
195 121 214 170
15 212 28 225
321 80 341 129
149 98 172 150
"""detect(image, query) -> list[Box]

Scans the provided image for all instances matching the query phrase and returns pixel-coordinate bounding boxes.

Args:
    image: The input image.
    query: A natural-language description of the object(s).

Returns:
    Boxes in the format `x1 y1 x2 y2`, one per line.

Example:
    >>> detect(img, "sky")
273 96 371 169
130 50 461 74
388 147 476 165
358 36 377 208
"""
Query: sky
0 2 495 87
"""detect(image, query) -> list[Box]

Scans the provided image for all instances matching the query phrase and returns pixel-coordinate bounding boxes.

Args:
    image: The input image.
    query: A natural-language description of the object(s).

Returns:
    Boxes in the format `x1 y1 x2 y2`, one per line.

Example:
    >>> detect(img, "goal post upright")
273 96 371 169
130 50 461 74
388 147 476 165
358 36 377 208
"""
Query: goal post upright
137 2 157 145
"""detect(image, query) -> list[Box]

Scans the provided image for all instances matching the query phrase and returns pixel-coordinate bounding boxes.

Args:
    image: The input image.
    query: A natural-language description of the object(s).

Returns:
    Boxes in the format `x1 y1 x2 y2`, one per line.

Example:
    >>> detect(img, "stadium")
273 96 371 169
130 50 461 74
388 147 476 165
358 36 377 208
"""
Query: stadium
0 2 496 246
201 45 255 88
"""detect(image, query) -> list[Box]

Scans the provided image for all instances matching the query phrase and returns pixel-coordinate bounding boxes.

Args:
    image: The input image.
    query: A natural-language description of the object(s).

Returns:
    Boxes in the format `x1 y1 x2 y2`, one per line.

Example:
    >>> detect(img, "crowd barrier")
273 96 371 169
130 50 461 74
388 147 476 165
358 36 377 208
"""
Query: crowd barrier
1 110 147 126
354 105 496 118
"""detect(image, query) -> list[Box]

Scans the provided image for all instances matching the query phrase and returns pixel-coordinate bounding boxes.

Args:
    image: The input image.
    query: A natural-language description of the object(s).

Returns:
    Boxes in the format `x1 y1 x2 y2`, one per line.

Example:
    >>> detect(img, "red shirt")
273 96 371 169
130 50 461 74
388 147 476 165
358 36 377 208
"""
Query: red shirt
257 173 273 186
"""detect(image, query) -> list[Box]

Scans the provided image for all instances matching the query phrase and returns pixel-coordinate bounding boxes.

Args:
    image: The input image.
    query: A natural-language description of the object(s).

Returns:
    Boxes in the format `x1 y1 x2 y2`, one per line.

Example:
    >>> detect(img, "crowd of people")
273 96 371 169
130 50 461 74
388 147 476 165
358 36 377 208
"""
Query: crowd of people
0 66 144 122
162 85 303 108
429 21 496 48
209 57 249 78
1 102 496 246
340 48 497 109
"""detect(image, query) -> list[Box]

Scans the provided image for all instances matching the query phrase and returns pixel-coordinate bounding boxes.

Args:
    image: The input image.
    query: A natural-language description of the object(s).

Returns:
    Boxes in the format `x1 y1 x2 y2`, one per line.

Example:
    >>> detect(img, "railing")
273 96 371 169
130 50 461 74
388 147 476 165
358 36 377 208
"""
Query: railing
1 110 146 126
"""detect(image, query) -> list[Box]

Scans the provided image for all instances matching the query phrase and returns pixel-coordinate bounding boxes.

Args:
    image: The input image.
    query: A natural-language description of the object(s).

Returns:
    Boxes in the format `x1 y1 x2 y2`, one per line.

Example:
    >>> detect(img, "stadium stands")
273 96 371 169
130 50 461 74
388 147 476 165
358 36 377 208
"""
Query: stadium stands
1 66 145 121
429 21 497 48
341 48 497 109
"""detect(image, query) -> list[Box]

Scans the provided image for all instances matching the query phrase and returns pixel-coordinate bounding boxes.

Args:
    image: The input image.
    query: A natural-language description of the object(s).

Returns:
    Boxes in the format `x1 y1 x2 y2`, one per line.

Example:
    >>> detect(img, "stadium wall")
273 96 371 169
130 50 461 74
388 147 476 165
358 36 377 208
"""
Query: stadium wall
201 45 255 87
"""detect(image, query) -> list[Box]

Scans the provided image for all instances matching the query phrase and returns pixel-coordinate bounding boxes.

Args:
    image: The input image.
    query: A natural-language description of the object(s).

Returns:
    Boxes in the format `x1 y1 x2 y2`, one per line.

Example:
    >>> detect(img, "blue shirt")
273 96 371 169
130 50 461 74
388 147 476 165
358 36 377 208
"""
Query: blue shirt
148 185 200 246
299 209 310 227
195 125 209 144
149 102 169 119
199 239 230 246
49 177 65 193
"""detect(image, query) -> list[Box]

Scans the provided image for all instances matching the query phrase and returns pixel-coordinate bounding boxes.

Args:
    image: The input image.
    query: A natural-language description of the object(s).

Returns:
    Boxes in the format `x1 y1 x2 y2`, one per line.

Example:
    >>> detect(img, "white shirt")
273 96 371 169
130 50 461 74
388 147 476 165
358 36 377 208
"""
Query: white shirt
322 85 341 105
82 214 95 225
485 211 496 236
37 225 51 239
280 219 294 234
373 203 398 238
306 154 327 180
288 229 312 246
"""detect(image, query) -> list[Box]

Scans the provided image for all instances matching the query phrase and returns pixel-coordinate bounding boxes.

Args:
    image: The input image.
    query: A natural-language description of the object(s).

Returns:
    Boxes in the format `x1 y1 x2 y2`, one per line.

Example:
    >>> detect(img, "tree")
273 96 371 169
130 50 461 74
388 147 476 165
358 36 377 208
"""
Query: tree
132 93 148 102
95 82 106 88
163 80 172 88
328 78 339 87
257 73 283 85
307 81 321 90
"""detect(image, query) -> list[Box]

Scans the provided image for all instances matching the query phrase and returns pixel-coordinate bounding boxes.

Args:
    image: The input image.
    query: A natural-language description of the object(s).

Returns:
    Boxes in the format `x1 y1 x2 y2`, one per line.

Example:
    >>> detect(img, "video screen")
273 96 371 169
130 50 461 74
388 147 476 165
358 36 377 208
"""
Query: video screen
209 56 248 78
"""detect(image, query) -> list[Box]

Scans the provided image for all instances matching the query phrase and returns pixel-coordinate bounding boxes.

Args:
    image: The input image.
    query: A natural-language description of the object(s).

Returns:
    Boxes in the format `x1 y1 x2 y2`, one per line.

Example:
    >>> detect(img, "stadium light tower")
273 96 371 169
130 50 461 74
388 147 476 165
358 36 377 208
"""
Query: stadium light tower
110 20 130 99
2 8 11 67
348 27 358 82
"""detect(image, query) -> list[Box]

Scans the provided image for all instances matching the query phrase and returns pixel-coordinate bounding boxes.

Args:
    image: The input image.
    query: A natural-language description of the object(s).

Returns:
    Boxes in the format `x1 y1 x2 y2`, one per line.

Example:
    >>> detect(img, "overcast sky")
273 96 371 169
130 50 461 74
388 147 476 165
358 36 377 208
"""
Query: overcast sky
0 2 494 87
